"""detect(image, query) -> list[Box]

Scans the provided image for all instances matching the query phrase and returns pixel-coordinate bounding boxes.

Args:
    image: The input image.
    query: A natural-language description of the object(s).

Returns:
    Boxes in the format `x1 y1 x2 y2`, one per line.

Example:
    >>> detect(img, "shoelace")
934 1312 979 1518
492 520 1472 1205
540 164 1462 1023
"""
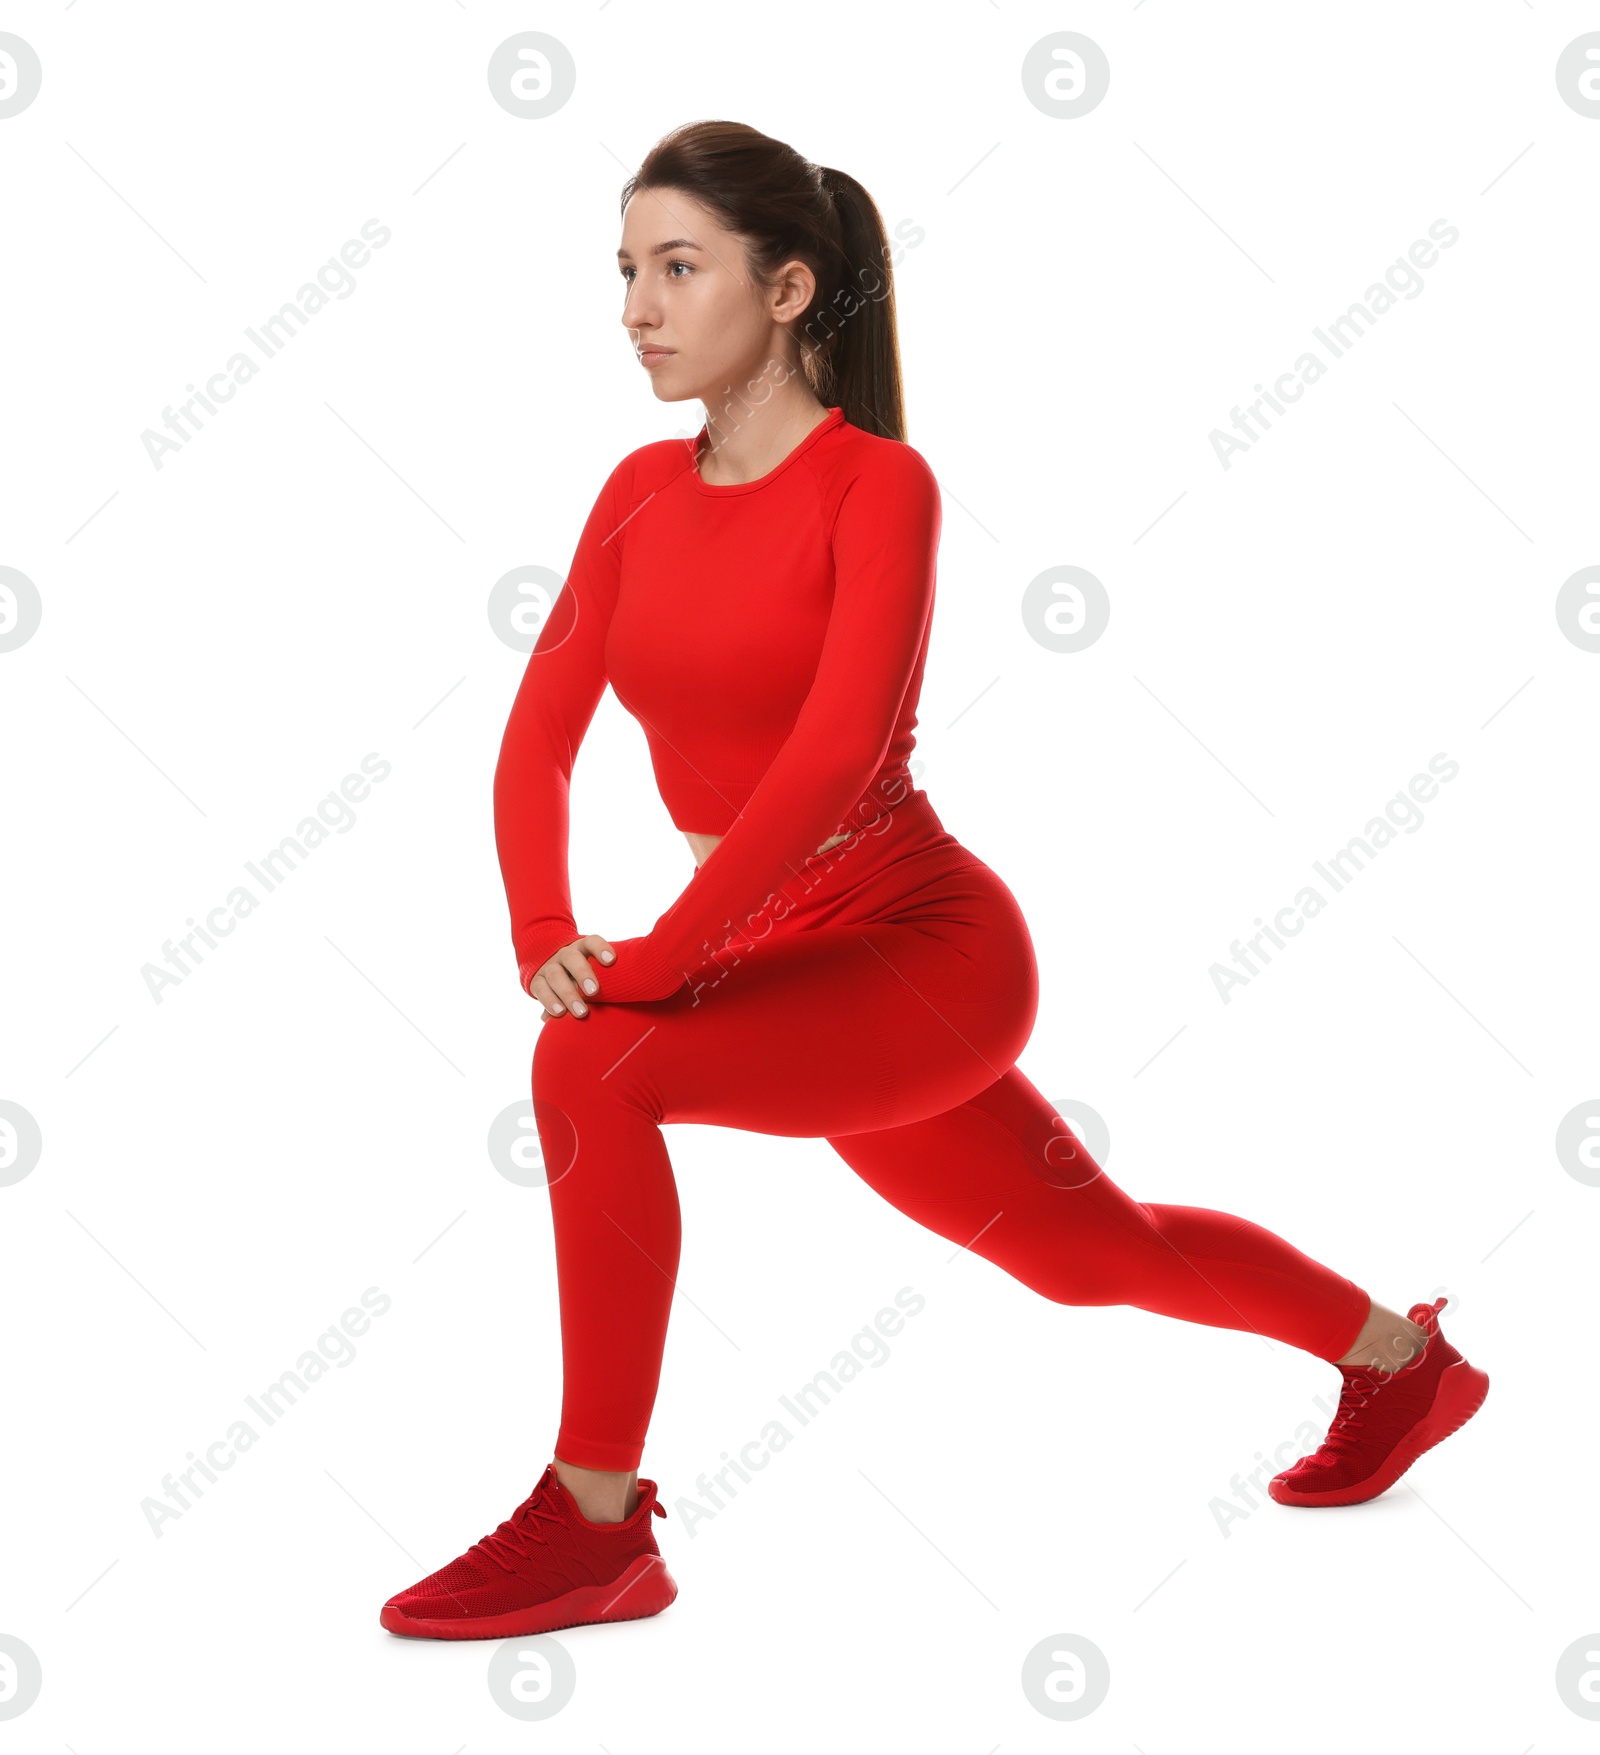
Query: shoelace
466 1480 665 1574
469 1484 576 1575
1320 1372 1387 1455
1316 1318 1438 1459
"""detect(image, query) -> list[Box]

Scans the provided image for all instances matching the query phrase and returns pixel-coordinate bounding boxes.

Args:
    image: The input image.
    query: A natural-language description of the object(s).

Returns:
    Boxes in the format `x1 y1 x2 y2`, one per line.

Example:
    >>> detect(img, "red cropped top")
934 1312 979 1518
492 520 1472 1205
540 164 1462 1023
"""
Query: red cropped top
493 404 942 1003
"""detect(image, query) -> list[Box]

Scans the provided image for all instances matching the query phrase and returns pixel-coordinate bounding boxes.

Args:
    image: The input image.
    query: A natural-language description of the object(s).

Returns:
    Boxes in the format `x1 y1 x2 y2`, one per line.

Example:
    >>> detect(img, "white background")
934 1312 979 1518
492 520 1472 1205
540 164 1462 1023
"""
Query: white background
2 2 1595 1748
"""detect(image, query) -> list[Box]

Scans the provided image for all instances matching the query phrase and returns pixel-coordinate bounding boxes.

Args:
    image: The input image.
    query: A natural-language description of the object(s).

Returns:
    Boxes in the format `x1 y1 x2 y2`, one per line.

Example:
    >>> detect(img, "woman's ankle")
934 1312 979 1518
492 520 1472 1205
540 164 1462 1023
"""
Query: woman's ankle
552 1454 640 1522
1335 1301 1428 1376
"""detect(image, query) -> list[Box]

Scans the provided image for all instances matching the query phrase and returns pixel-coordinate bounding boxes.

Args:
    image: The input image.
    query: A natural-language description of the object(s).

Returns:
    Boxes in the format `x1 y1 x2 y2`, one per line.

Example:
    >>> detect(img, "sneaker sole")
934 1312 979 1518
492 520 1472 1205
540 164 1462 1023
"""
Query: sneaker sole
380 1552 678 1641
1268 1358 1490 1508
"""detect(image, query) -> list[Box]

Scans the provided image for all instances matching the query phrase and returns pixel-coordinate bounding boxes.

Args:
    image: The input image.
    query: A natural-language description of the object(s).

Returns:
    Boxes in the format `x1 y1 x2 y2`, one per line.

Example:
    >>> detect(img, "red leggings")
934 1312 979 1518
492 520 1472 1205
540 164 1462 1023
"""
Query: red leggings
531 791 1371 1472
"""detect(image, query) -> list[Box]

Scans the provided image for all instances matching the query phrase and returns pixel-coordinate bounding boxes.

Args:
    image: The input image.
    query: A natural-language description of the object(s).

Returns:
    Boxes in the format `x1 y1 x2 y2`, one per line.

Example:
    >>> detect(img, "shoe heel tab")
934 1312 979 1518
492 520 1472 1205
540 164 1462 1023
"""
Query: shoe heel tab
1407 1295 1449 1331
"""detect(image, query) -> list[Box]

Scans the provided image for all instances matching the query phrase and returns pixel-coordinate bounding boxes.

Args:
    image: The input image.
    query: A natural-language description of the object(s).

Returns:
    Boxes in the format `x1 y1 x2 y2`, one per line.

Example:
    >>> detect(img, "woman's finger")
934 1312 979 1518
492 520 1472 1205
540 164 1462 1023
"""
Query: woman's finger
529 936 616 1017
577 934 616 991
528 971 564 1018
557 945 602 1004
571 934 616 999
533 956 589 1018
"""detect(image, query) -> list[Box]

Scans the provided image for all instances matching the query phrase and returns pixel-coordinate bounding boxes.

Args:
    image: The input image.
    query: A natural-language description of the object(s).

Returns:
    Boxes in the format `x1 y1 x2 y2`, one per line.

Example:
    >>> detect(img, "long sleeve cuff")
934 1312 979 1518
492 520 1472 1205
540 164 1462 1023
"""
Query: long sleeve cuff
590 932 699 1003
514 917 581 996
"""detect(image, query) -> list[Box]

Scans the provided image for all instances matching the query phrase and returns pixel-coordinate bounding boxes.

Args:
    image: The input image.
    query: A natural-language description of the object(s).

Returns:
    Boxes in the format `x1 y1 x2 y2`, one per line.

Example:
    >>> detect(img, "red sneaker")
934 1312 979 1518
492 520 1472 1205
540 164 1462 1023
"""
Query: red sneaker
380 1463 678 1640
1269 1296 1489 1507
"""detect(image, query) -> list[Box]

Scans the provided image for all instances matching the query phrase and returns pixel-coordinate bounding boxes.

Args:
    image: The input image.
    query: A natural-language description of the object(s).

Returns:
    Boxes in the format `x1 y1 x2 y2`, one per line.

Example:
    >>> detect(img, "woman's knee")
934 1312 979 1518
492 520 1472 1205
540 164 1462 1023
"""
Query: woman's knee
533 1007 611 1087
532 1004 658 1114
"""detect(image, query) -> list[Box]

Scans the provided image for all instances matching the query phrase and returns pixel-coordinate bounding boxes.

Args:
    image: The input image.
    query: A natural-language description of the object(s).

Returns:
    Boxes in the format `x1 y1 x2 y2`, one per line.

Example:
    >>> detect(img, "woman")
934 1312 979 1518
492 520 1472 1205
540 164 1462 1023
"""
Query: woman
379 121 1488 1641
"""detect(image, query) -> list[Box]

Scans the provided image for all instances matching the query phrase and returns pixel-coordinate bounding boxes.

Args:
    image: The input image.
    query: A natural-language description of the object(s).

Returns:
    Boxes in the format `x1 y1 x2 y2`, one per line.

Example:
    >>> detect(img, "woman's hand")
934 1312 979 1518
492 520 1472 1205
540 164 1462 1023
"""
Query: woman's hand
528 933 616 1021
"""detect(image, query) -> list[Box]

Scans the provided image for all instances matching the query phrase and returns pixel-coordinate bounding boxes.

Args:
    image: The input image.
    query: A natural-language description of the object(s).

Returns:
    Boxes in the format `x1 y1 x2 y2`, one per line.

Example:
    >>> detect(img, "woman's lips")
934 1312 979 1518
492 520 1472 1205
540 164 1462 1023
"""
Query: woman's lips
639 348 675 367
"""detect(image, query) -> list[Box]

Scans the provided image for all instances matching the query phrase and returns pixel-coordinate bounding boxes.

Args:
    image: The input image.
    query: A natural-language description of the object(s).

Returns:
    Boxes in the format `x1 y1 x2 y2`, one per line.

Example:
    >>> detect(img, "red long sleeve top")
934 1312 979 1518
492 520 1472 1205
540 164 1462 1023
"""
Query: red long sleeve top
493 403 942 1003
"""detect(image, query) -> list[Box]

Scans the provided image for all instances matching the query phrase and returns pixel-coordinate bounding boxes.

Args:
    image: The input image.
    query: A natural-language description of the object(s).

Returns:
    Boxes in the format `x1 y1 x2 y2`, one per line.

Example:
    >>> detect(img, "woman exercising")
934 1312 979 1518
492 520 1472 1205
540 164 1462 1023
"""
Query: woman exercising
380 120 1488 1642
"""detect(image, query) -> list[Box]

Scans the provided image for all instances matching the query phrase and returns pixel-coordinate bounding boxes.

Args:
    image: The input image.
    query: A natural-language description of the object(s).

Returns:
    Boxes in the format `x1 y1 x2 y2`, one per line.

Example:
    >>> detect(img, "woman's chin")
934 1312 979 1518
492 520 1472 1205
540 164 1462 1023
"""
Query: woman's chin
644 375 701 406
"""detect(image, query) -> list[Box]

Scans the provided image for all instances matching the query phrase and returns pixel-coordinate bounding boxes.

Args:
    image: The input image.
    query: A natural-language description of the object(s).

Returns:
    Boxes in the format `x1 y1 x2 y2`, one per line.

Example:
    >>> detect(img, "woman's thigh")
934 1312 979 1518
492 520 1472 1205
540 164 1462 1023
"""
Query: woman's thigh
536 872 1038 1140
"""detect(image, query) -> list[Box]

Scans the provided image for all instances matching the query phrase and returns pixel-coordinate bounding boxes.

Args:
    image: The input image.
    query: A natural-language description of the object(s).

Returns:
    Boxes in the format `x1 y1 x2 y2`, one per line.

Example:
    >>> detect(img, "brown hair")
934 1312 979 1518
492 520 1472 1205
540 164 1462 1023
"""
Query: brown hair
620 120 907 442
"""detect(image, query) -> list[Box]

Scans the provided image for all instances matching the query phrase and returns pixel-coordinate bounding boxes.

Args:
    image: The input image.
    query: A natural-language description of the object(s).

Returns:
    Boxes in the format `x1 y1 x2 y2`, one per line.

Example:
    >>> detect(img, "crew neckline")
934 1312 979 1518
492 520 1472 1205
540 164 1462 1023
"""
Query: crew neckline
690 405 845 495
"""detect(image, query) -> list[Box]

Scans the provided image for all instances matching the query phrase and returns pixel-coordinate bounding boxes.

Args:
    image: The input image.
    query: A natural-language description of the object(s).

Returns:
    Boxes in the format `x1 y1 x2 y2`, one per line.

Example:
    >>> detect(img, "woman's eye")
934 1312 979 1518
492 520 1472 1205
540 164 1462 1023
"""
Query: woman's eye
620 260 693 283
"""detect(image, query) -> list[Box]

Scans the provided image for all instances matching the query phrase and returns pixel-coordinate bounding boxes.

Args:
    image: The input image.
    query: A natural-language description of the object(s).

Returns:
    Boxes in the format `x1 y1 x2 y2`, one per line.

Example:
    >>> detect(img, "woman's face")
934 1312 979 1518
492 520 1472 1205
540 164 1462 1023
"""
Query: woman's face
617 185 815 408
